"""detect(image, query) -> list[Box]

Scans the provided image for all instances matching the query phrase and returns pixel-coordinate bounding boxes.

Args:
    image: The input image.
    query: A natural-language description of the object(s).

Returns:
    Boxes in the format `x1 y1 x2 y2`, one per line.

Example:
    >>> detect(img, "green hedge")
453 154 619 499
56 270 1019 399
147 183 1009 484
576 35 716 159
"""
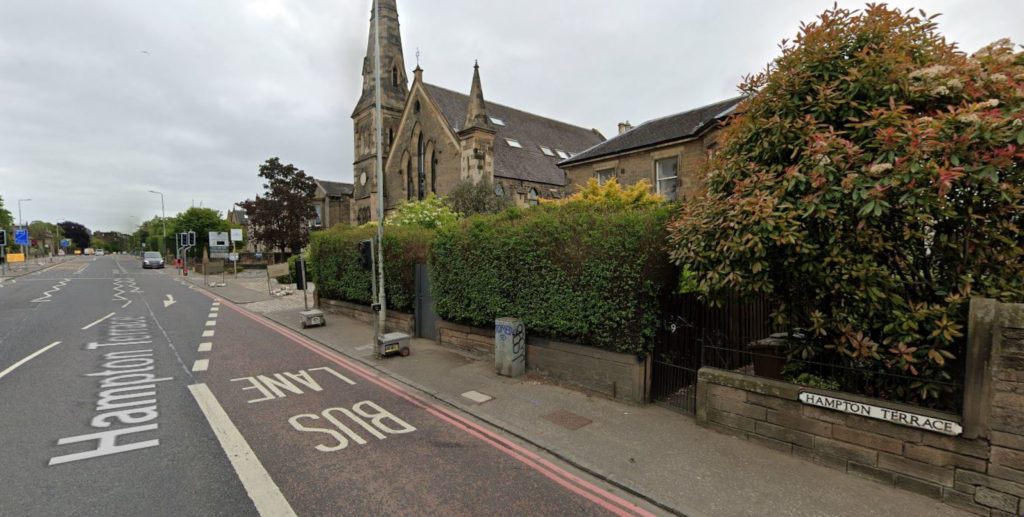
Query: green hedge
429 204 674 355
308 225 433 313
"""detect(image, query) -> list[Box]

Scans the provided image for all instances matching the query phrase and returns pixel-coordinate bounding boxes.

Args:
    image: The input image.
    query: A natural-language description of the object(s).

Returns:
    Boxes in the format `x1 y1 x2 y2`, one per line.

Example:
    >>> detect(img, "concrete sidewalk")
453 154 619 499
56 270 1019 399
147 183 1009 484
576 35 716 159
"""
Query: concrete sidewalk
187 274 968 517
0 256 71 282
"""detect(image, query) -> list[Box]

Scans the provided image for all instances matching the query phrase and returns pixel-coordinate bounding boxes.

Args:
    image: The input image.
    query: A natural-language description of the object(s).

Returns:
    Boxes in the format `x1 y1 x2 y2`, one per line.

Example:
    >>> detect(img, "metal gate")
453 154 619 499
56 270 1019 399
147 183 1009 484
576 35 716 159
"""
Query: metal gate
650 293 775 414
414 264 438 340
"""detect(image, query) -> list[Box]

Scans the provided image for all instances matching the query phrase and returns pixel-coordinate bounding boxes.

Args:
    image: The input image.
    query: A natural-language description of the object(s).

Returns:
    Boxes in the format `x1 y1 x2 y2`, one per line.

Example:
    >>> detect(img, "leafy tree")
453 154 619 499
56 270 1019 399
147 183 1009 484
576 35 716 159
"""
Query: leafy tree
668 5 1024 405
172 207 230 259
446 179 511 216
239 157 318 253
0 195 12 232
58 221 91 249
386 194 460 229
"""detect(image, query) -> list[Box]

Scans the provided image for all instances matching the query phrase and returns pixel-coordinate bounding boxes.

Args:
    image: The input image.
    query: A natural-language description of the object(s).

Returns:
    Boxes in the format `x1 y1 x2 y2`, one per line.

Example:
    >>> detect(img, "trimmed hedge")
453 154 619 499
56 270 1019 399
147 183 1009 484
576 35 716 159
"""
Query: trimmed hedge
429 204 674 355
308 225 433 313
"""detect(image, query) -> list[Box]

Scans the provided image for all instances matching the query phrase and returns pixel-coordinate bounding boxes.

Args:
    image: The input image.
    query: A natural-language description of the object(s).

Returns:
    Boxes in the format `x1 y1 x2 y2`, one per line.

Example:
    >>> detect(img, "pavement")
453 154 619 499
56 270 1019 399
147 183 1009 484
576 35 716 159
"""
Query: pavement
0 255 71 281
0 256 660 516
185 269 973 517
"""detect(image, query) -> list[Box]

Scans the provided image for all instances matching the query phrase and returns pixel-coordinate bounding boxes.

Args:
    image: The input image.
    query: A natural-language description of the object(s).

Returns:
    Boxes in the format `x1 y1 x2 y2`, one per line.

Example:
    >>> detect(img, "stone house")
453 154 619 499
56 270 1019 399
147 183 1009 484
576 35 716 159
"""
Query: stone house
350 0 604 223
309 179 354 230
559 96 744 201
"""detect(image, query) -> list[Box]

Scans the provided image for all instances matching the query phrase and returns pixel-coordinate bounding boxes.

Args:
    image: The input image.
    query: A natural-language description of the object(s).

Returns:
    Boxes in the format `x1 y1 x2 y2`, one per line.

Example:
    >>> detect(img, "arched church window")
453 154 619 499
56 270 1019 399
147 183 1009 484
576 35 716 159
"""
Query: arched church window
417 135 426 201
391 66 398 87
405 156 413 201
430 149 437 193
414 100 420 113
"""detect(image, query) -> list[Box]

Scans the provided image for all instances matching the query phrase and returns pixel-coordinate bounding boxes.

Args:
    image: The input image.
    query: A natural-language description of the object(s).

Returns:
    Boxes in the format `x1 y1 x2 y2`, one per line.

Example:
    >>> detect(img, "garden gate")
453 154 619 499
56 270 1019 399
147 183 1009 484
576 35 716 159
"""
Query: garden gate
650 293 775 414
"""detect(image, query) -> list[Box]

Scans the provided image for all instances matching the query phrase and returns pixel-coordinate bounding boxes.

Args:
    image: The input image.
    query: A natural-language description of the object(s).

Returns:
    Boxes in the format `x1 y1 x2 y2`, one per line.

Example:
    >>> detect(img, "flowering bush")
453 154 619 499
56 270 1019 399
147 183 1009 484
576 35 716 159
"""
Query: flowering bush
668 5 1024 407
386 194 460 229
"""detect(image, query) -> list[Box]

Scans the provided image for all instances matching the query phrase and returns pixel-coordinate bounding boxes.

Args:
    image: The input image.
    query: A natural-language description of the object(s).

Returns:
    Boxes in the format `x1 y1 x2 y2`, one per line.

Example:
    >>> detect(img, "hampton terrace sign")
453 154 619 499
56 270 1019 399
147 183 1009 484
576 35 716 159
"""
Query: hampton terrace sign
799 392 963 436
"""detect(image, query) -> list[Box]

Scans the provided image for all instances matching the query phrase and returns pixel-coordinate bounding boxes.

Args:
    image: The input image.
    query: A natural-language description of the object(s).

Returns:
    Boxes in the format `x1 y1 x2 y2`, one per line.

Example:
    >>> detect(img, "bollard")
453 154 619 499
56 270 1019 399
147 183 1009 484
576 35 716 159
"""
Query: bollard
494 318 526 377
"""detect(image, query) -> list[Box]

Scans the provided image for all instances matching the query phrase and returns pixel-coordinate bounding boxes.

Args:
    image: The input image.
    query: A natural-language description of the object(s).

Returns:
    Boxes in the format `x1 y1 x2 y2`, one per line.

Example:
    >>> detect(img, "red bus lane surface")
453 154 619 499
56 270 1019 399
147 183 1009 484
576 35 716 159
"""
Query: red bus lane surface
197 296 655 516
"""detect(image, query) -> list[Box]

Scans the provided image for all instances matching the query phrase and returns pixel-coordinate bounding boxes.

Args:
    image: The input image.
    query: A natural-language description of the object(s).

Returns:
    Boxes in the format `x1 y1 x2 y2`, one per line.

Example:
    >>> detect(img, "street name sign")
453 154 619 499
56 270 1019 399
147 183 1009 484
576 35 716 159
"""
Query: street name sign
798 391 962 436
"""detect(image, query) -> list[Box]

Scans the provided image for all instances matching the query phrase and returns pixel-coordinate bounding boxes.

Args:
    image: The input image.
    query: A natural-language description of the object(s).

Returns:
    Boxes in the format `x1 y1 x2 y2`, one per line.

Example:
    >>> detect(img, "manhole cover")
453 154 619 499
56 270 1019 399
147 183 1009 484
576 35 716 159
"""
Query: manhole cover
542 409 592 431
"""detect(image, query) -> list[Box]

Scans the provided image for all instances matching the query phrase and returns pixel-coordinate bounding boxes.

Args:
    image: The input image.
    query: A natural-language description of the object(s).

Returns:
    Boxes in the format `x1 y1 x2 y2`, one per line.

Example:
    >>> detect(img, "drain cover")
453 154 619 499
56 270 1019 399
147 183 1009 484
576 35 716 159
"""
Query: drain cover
542 409 592 431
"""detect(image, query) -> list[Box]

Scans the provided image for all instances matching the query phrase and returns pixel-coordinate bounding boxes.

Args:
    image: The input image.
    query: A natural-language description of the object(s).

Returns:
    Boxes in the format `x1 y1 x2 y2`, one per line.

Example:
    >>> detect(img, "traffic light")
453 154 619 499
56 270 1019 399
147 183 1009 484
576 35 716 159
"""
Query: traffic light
0 229 6 247
358 239 373 271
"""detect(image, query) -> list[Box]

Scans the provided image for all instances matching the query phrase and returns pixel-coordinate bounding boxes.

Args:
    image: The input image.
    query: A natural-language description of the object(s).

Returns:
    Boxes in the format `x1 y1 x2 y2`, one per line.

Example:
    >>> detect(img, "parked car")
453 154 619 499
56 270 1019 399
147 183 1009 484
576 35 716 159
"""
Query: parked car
96 249 105 256
142 251 165 269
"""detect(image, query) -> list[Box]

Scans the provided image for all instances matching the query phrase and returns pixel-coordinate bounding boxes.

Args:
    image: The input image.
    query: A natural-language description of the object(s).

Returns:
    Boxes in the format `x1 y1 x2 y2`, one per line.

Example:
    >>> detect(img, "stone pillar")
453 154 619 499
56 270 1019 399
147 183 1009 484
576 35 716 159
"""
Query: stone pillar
495 318 526 377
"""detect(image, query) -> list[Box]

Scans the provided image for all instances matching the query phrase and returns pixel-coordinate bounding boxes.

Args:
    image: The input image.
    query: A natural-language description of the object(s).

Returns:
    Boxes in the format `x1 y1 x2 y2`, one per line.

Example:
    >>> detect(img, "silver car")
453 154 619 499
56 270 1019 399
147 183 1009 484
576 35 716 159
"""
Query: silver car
142 251 165 269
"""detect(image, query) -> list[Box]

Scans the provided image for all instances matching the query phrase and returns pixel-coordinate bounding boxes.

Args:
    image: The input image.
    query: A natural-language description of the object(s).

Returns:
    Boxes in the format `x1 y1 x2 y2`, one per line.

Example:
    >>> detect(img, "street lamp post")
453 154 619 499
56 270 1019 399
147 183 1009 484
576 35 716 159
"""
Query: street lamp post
18 198 31 265
148 190 167 258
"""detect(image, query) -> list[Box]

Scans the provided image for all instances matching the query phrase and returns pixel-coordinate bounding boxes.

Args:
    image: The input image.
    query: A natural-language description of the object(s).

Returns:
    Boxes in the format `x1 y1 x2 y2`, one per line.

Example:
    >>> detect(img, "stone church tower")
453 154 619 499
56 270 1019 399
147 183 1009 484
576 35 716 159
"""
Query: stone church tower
351 0 408 224
459 62 496 183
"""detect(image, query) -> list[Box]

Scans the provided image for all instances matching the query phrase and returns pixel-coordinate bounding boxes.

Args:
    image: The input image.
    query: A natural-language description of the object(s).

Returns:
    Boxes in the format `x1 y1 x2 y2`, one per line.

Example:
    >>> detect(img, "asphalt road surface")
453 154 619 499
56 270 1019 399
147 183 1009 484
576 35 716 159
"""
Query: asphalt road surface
0 255 660 516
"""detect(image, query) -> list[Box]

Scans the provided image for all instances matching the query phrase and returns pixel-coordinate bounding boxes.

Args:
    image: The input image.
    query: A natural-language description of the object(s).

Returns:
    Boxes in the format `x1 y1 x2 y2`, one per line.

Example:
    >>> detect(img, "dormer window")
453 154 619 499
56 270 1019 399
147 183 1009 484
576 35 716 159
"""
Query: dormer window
540 146 554 157
489 117 505 126
505 138 522 148
555 149 569 159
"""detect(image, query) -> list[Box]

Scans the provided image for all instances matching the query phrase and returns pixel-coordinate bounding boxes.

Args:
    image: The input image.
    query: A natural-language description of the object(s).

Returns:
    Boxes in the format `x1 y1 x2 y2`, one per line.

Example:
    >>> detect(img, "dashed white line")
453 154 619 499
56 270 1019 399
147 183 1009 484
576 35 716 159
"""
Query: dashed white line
0 341 62 381
206 320 217 327
81 312 116 330
191 359 209 372
198 342 212 352
208 313 217 319
188 383 296 516
211 307 220 312
203 330 215 337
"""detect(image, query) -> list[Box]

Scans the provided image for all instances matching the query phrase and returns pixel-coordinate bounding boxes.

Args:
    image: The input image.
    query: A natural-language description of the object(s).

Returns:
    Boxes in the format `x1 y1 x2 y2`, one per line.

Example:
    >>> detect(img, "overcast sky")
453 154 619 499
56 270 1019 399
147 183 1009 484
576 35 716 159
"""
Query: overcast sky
1 0 1021 233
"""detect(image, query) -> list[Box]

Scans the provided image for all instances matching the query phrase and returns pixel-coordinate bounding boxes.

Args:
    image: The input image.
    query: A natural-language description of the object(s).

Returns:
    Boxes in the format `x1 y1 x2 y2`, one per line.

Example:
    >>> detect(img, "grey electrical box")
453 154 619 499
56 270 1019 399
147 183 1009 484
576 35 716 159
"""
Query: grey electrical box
495 318 526 377
378 332 410 357
300 309 325 328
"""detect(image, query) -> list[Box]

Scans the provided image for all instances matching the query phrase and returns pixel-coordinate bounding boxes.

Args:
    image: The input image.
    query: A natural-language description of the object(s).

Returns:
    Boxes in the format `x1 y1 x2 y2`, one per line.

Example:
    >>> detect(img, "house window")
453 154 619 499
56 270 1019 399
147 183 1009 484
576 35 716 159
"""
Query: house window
656 157 678 201
596 169 615 185
494 183 504 197
505 138 522 148
527 188 539 206
540 146 554 157
489 117 505 126
311 204 323 228
555 149 569 159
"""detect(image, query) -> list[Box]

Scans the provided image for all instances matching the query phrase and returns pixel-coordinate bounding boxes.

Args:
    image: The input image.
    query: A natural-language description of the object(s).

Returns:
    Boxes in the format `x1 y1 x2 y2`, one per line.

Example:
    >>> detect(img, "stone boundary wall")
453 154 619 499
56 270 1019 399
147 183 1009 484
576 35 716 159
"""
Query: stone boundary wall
695 298 1024 516
318 298 415 335
436 320 650 404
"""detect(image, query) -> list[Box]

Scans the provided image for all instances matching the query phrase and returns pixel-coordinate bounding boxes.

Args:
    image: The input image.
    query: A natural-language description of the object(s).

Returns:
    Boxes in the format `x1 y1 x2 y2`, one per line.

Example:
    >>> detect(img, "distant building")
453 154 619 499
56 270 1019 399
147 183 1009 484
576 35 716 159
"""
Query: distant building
350 0 604 223
227 208 258 253
559 96 743 202
310 179 354 229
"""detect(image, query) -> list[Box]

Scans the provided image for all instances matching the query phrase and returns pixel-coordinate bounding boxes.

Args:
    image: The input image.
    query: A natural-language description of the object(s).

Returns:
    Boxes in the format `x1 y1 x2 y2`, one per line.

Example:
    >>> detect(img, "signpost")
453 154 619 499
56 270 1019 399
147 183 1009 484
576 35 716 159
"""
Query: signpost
230 228 242 277
0 229 6 276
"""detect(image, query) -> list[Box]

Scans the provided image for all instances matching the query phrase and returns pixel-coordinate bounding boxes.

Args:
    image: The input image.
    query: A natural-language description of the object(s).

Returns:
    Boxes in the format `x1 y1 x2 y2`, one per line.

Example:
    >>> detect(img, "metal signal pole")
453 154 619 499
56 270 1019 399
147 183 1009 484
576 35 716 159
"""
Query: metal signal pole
372 0 387 340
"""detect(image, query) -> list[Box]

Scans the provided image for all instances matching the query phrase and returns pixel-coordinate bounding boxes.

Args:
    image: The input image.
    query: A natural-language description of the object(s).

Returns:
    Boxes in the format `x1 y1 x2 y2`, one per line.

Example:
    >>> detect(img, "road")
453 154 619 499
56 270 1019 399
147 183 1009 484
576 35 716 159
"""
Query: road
0 255 660 516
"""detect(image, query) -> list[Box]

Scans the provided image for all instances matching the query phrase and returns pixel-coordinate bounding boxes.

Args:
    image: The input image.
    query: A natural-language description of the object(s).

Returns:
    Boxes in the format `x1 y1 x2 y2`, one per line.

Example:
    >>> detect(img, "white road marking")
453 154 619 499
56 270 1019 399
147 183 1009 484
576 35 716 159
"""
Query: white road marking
188 384 296 516
461 390 494 404
0 341 62 381
81 312 116 330
198 342 212 352
163 294 176 308
192 359 209 372
122 300 132 308
203 330 215 337
206 320 217 327
208 313 217 319
211 307 220 312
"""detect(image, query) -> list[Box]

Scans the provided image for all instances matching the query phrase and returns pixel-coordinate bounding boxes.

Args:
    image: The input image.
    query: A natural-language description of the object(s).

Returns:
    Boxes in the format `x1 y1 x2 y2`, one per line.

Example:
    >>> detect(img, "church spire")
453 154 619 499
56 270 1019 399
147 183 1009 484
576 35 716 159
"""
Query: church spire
464 61 492 131
353 0 407 116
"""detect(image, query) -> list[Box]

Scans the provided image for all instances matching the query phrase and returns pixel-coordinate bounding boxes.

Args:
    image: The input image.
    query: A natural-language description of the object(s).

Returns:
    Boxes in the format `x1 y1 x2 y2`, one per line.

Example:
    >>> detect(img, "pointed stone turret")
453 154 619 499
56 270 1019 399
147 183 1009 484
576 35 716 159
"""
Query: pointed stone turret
464 61 492 131
353 0 408 116
459 61 496 184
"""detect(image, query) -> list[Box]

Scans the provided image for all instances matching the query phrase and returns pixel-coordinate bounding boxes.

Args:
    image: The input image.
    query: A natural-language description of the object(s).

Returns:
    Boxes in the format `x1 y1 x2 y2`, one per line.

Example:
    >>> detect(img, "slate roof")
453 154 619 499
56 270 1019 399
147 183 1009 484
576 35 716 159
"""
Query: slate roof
316 179 354 197
558 96 745 167
423 83 605 186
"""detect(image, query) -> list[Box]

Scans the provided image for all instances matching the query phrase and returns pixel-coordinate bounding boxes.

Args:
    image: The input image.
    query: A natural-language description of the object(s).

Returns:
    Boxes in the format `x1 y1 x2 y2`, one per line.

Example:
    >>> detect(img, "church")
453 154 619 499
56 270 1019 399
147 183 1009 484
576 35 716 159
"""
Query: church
349 0 606 224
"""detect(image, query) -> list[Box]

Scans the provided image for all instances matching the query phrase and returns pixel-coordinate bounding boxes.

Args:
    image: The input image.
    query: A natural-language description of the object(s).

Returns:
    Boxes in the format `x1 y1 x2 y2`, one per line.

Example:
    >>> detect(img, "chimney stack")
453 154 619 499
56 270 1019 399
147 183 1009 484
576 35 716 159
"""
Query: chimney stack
618 121 633 135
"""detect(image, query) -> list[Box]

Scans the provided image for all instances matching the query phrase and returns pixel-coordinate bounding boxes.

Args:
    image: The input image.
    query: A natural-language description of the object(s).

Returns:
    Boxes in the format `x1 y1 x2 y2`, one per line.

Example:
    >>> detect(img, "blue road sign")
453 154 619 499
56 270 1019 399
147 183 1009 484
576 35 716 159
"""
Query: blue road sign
14 229 29 246
60 239 70 248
